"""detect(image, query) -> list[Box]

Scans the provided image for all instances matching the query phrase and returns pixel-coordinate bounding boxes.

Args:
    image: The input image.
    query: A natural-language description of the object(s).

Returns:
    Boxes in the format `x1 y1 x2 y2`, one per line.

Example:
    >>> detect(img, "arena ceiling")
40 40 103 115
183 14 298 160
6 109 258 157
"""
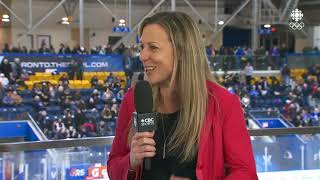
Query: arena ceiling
38 0 320 25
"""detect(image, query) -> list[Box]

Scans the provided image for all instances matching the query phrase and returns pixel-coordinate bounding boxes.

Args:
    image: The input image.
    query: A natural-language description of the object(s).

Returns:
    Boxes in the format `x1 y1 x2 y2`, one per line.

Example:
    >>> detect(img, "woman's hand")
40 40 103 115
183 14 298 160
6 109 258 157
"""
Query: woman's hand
170 175 191 180
129 131 156 171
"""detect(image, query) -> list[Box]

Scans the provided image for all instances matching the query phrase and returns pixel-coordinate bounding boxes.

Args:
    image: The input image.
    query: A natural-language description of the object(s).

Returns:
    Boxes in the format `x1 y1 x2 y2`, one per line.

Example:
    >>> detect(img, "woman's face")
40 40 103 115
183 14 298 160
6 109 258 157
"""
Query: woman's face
140 24 174 86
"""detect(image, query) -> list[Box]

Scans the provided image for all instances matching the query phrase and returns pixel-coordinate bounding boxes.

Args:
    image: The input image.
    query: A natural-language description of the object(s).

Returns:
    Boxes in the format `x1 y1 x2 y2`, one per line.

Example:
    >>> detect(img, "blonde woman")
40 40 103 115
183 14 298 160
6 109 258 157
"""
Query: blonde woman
107 11 257 180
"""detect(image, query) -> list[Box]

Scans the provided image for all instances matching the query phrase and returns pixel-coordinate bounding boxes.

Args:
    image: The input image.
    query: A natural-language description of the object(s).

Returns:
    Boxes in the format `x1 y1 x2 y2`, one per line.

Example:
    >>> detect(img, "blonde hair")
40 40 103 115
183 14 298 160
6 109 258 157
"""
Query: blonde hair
129 11 214 163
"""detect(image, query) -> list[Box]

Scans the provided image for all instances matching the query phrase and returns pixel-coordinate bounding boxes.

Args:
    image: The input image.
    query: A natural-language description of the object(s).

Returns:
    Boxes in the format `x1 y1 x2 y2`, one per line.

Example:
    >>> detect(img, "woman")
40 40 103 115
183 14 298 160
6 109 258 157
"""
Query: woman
107 11 257 180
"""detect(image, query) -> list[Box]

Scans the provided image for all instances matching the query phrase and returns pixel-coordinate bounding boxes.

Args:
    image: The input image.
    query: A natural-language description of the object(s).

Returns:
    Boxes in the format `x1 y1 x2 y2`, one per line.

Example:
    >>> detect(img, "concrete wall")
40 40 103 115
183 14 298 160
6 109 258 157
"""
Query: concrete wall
295 38 313 53
313 26 320 49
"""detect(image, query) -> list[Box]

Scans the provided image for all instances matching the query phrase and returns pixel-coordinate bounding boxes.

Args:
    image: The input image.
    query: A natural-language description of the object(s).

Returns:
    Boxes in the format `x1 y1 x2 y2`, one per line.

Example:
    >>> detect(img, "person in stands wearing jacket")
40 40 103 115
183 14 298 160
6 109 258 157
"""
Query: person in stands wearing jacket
107 11 258 180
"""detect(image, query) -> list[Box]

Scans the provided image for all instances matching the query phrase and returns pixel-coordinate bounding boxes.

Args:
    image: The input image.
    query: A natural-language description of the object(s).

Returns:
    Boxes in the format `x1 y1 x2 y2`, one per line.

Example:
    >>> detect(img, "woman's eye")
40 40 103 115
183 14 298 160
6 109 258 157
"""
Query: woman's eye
150 46 158 50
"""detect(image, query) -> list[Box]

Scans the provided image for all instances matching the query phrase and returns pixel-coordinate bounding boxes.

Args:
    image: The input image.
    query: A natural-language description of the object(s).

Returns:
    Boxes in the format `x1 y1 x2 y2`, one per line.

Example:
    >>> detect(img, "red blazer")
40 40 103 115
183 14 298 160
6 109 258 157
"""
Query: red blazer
107 81 258 180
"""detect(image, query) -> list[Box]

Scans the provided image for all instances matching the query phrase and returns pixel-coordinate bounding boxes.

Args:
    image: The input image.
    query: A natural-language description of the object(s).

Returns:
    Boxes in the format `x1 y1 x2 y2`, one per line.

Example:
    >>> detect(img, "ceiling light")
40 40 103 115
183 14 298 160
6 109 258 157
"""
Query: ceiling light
218 20 224 25
62 17 68 21
264 24 271 28
2 14 9 19
62 21 70 25
2 18 10 22
119 19 126 23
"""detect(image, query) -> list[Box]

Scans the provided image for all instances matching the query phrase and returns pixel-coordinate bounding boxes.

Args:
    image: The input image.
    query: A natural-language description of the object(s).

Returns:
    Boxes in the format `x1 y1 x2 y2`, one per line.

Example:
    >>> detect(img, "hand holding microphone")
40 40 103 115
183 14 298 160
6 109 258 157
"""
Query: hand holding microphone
129 80 157 171
129 131 156 171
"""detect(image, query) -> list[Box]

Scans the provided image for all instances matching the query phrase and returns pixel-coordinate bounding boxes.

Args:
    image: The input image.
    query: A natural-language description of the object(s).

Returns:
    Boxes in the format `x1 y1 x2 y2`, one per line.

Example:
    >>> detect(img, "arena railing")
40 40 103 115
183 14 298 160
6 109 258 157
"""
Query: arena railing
0 127 319 179
0 127 319 152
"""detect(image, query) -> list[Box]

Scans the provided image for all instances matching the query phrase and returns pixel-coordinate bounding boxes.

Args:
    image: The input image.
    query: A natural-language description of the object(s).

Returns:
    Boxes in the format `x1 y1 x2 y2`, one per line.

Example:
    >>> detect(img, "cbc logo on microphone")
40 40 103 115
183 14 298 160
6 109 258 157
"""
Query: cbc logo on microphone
141 117 155 126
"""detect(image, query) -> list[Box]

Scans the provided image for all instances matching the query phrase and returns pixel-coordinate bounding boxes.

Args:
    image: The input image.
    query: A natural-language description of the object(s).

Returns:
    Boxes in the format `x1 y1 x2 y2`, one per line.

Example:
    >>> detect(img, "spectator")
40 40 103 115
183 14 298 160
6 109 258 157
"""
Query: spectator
116 43 125 55
59 74 69 87
116 88 125 103
63 108 74 129
0 73 9 88
38 44 50 54
73 90 82 102
53 119 66 139
21 46 28 53
279 43 288 66
81 120 97 136
110 103 119 118
241 94 250 108
78 46 88 54
123 49 133 79
65 45 72 54
74 108 86 129
91 75 99 88
49 44 55 54
101 88 114 104
106 72 115 84
105 44 113 54
2 43 10 53
101 105 113 122
88 97 97 110
244 62 254 85
2 90 15 106
11 58 22 82
68 60 77 80
0 59 13 81
97 121 110 136
235 46 245 69
68 126 79 138
271 45 280 56
11 90 22 105
0 82 5 103
281 64 291 86
76 59 84 80
58 43 66 54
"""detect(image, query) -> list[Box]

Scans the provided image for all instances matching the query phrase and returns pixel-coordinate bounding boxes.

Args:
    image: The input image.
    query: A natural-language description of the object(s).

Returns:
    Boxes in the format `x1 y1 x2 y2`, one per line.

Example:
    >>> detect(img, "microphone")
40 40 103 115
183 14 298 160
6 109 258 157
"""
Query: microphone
133 80 157 171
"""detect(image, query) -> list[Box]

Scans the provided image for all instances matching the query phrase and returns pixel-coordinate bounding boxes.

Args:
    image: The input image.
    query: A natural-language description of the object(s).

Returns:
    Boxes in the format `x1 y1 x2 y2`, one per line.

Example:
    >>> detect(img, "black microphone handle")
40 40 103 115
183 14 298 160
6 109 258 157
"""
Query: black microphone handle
144 158 151 170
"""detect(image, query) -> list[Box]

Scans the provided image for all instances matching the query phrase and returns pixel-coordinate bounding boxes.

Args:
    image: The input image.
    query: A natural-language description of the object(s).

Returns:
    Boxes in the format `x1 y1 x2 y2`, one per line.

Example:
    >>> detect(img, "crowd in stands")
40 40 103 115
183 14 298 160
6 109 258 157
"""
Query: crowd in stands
218 63 320 127
206 44 320 56
0 41 319 139
1 42 140 57
3 41 320 57
0 57 129 139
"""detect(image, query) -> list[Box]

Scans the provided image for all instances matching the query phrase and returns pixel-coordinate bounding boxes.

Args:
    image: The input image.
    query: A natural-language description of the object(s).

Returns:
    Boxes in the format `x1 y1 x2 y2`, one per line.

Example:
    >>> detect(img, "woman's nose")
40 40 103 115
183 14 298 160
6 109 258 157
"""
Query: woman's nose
139 48 150 62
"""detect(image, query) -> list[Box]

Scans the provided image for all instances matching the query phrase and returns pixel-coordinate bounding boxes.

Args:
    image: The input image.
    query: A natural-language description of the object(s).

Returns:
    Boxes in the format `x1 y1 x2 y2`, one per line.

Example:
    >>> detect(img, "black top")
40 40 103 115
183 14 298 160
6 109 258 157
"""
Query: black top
141 112 197 180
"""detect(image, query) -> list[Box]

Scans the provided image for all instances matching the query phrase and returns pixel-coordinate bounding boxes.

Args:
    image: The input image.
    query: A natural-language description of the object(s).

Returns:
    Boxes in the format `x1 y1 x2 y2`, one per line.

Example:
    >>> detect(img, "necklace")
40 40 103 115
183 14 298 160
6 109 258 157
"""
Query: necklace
161 114 167 159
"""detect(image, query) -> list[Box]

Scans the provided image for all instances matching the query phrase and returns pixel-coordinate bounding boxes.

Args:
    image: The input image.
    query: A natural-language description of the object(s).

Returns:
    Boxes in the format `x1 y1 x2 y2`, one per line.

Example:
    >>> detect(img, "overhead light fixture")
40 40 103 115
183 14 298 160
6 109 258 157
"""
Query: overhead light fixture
2 14 9 19
62 17 68 21
119 19 126 24
264 24 271 28
62 21 70 25
218 20 224 25
2 18 10 22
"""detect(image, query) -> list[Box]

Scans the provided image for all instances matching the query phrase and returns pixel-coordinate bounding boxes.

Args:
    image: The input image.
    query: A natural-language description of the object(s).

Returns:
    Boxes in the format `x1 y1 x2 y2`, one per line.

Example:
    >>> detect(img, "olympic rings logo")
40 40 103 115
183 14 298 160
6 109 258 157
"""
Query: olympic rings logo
289 21 304 30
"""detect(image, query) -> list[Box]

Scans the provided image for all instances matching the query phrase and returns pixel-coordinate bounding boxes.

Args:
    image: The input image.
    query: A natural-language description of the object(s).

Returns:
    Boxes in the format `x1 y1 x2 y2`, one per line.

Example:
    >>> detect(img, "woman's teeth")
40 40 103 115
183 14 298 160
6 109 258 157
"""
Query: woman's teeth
145 66 156 72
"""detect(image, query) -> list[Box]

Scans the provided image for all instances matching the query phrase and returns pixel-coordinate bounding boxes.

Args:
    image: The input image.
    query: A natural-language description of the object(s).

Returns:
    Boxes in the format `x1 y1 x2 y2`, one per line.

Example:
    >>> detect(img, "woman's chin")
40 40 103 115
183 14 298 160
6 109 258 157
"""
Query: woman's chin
146 79 156 86
145 77 159 86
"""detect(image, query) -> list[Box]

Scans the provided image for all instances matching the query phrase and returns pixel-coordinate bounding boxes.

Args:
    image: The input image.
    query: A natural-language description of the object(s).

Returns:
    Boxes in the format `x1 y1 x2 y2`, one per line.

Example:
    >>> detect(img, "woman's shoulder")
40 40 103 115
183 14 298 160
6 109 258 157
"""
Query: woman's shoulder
206 81 236 99
206 80 240 108
124 87 134 99
122 87 135 108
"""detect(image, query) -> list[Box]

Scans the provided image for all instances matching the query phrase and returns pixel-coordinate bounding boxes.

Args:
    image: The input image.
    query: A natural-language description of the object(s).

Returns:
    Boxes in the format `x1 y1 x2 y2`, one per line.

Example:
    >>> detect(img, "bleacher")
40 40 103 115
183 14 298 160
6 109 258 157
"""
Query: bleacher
24 71 127 90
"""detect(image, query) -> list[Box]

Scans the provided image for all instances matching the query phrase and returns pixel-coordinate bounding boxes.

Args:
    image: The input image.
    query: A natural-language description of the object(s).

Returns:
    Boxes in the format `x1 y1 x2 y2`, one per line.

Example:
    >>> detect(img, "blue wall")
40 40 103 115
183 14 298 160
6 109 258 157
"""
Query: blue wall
0 122 39 141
